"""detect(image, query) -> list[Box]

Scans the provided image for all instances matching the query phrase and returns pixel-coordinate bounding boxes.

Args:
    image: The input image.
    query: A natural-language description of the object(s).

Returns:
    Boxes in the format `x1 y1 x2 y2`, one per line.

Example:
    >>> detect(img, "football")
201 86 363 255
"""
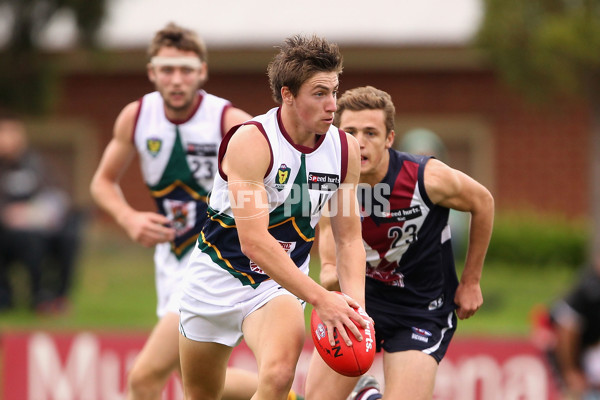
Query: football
310 296 375 377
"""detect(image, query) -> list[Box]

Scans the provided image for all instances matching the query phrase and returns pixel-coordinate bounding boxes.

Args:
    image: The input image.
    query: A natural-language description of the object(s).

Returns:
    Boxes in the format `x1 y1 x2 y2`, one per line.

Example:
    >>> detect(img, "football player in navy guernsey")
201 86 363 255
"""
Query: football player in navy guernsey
90 23 303 400
304 86 495 400
178 35 368 400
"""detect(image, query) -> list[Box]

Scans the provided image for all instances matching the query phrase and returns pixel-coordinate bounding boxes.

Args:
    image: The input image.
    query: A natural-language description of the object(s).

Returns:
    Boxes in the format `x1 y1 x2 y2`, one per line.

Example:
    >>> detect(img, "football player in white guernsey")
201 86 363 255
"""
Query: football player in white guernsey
90 23 293 400
305 86 495 400
178 35 369 400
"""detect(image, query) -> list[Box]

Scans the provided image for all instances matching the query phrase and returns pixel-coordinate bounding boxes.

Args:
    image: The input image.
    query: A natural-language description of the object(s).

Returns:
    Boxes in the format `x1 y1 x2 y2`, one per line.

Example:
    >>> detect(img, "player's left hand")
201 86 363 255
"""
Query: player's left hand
454 282 483 319
319 263 341 292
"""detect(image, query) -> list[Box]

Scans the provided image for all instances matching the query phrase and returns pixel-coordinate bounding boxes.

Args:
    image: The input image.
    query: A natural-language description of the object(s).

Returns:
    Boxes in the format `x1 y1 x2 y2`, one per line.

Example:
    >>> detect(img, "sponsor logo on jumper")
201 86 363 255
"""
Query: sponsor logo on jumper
428 295 444 310
411 327 432 343
186 143 217 156
371 205 422 224
307 172 340 191
275 164 291 191
164 199 195 236
366 266 406 287
249 240 296 274
249 263 265 274
277 241 295 252
147 138 162 157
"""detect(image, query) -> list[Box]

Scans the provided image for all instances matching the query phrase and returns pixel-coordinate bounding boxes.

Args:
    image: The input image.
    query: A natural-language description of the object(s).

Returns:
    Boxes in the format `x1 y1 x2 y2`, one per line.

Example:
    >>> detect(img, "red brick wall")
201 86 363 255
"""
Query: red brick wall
339 70 590 217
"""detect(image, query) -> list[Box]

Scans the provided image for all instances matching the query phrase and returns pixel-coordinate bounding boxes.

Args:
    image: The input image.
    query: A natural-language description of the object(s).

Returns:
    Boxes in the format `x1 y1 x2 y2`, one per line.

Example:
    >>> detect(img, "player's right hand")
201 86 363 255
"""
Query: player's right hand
121 211 175 247
314 291 367 347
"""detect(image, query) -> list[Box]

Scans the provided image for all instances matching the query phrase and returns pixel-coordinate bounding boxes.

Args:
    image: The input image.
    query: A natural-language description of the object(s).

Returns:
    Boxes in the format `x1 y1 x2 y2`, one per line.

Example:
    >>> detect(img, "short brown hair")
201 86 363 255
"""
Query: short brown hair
334 86 396 133
267 35 343 104
147 22 207 61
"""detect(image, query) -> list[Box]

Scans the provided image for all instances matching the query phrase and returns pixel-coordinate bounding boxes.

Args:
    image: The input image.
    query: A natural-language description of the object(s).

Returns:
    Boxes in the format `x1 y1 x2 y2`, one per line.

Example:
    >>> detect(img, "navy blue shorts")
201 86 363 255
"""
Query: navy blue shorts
365 286 457 363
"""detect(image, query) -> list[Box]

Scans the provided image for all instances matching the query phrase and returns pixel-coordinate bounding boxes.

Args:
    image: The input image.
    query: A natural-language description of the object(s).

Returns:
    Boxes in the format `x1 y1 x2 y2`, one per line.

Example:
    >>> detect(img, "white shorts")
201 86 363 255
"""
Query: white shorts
178 248 308 346
154 242 192 318
179 282 302 347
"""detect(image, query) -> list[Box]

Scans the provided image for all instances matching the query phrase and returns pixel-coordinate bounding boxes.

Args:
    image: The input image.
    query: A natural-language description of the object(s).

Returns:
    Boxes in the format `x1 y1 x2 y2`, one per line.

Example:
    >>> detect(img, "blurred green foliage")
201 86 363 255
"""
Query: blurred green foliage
0 0 107 114
476 0 600 262
476 0 600 101
486 212 588 267
456 261 577 337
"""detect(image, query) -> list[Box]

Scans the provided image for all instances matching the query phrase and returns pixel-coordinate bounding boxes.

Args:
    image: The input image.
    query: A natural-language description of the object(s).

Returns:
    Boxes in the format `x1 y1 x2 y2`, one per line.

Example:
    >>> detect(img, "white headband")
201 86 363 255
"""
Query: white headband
150 56 202 68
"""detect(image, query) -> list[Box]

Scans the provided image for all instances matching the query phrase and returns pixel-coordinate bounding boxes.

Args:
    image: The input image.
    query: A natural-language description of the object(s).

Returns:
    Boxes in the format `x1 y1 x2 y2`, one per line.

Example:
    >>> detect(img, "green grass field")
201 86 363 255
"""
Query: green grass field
0 222 580 338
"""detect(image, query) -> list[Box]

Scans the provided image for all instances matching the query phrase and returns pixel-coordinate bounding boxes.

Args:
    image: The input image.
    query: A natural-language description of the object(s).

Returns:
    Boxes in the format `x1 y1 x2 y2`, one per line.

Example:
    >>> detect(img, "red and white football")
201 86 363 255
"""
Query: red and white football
310 296 375 377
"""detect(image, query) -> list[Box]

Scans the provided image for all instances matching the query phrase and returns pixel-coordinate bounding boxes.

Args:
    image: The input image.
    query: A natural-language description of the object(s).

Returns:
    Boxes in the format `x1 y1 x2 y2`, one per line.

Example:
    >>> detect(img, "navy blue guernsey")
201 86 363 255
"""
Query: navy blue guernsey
361 149 458 316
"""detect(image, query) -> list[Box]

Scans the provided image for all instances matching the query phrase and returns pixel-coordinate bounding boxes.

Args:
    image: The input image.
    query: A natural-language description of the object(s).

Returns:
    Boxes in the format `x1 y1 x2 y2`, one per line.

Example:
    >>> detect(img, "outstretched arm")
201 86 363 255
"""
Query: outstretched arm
425 158 494 320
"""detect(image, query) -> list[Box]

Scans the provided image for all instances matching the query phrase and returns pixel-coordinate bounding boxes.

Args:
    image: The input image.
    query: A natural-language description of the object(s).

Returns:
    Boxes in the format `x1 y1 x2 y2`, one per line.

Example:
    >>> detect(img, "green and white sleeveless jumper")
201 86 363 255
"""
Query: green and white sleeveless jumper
182 107 348 305
133 89 231 316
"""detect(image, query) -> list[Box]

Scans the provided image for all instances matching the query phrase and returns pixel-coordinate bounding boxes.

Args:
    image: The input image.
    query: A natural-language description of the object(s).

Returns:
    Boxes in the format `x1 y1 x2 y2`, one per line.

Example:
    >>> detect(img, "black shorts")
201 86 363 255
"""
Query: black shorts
366 290 457 363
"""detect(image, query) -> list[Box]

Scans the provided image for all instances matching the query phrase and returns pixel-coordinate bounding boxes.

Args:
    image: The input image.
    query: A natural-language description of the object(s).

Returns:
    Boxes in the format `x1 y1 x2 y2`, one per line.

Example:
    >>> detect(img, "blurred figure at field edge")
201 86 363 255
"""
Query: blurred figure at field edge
0 111 80 314
547 253 600 400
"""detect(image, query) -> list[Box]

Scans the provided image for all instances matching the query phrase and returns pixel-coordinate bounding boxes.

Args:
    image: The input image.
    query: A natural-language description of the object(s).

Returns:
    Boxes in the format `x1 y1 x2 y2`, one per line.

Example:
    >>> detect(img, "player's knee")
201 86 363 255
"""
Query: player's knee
260 361 296 395
127 364 165 398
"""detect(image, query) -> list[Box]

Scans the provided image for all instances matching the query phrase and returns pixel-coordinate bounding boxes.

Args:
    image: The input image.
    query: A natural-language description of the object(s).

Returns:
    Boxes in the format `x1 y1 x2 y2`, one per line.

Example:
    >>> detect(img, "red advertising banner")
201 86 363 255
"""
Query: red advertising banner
1 331 561 400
